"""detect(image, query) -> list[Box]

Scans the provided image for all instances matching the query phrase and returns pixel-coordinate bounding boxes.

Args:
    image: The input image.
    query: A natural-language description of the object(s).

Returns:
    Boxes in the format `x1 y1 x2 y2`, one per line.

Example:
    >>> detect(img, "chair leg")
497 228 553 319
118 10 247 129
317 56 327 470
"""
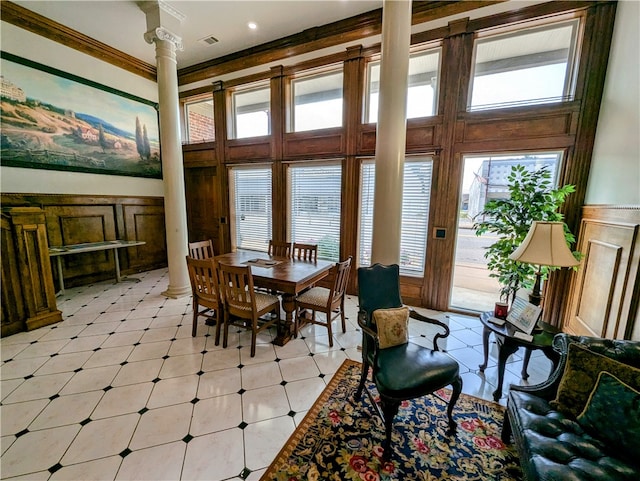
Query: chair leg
192 300 199 337
380 398 400 461
214 307 222 346
250 319 257 357
446 375 463 435
326 312 334 347
340 299 346 333
355 360 369 399
293 306 300 339
222 312 230 348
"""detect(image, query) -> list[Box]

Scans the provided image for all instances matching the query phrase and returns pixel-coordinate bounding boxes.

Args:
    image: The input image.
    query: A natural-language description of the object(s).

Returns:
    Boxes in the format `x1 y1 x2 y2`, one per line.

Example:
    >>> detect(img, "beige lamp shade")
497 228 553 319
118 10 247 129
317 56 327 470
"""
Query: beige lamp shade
509 221 580 267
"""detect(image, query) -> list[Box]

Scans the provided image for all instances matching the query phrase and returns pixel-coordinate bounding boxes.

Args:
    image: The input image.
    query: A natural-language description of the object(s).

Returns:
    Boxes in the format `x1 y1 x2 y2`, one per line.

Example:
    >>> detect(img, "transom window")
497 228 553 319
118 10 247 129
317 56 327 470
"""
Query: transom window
359 157 433 276
366 48 441 123
290 68 343 132
288 162 342 261
468 19 581 111
230 84 270 139
184 95 214 144
229 166 272 251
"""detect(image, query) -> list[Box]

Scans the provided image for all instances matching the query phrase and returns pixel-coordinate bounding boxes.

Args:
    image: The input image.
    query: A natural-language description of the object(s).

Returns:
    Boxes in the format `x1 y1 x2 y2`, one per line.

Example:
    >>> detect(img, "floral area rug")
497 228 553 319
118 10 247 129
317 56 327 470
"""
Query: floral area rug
261 359 522 481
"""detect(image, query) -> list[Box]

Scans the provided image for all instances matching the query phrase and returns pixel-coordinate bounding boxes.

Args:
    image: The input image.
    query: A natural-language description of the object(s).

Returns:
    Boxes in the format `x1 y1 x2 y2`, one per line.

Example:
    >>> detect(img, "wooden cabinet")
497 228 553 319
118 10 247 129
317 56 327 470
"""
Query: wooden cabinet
1 207 62 336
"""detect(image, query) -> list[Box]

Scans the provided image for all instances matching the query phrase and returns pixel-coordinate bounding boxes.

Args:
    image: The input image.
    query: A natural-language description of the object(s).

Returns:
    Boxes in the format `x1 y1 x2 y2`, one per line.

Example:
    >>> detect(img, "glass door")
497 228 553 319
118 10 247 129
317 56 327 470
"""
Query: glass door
450 153 562 312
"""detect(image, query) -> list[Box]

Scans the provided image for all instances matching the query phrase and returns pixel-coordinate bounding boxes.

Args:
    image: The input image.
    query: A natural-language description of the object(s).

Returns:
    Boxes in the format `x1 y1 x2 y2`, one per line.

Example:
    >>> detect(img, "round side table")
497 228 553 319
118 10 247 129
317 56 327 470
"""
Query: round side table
478 311 560 401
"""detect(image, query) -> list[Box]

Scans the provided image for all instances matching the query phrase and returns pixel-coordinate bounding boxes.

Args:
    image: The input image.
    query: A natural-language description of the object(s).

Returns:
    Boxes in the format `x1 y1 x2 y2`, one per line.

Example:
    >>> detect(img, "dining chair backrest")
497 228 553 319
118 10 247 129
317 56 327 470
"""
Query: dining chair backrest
292 242 318 262
188 239 214 260
268 240 292 258
217 262 256 315
327 257 352 309
186 255 222 339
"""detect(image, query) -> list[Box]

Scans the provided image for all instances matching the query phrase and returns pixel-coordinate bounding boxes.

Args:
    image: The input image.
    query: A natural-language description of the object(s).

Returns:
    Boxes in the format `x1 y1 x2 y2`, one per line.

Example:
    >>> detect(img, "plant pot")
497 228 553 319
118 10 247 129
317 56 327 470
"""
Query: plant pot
494 302 509 320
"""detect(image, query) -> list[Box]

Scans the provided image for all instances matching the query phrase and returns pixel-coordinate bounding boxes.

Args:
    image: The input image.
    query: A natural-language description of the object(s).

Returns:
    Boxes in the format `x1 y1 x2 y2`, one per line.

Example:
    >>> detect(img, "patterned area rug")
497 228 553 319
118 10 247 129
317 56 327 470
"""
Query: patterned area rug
261 359 522 481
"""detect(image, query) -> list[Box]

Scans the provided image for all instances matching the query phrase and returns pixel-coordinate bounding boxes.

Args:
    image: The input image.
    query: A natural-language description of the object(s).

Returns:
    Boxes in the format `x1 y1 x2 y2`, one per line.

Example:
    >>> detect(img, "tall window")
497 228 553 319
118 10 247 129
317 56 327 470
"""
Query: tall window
451 152 562 312
366 48 441 123
468 19 581 111
184 95 214 144
229 166 272 251
291 68 343 132
231 84 270 139
288 163 342 261
360 158 433 276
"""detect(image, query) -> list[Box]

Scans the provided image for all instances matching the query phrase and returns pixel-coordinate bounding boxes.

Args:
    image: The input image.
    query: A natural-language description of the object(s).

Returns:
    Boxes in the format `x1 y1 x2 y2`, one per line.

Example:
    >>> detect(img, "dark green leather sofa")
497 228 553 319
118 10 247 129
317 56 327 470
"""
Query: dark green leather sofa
501 333 640 481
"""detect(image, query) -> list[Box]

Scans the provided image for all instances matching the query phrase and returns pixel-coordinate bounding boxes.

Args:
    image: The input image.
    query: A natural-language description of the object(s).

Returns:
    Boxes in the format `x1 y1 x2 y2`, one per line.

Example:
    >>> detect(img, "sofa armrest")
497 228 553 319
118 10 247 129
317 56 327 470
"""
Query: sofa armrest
510 333 640 401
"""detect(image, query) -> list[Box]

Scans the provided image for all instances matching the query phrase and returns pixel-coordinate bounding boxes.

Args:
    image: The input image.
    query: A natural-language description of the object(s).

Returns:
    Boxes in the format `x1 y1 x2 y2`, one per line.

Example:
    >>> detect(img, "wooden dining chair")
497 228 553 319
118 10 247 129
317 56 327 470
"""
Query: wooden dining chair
186 256 222 343
292 242 318 262
268 240 292 258
217 262 281 357
294 256 352 347
188 239 214 259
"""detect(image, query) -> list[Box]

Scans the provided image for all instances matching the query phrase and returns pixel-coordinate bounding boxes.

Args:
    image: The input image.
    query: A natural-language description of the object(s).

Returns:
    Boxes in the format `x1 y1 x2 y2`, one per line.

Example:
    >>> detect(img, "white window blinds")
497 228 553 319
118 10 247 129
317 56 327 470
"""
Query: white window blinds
230 166 272 252
360 158 433 276
288 163 342 261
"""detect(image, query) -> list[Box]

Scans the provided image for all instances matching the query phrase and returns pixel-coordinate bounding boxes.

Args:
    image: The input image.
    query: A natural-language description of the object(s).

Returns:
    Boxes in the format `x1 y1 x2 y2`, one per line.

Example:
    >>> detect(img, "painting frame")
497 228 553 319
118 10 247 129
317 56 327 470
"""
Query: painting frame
1 52 162 179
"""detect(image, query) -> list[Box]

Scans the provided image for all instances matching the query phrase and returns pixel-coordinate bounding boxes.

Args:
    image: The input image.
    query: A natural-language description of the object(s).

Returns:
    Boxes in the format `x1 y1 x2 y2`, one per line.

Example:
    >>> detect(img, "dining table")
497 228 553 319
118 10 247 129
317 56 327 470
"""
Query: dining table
214 250 334 345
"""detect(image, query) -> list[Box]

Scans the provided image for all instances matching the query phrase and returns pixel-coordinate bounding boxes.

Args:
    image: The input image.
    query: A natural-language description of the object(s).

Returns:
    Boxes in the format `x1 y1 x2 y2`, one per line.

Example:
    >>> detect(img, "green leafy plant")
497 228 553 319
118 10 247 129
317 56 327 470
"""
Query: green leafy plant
474 165 579 306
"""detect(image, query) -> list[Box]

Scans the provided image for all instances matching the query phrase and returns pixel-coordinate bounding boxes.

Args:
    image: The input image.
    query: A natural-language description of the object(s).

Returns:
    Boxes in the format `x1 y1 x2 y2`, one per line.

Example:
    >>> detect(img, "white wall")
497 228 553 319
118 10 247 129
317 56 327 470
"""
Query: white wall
585 0 640 205
0 22 164 197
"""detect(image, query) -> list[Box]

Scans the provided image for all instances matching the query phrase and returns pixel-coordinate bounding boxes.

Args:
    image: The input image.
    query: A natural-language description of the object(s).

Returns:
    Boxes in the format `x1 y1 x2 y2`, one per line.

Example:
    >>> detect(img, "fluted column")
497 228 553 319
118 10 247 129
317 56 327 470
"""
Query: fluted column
144 27 190 298
371 0 412 266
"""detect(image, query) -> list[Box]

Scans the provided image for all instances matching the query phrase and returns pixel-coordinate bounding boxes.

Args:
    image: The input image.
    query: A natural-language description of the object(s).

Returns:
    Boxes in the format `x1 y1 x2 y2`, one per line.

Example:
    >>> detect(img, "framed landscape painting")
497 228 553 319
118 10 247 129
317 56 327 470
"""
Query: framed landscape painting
0 52 161 178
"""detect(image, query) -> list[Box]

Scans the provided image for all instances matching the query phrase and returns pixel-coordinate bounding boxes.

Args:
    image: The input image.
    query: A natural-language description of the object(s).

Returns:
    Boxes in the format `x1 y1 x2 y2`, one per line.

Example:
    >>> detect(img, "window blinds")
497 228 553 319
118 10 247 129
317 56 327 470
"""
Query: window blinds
230 166 272 252
288 163 342 261
360 158 433 276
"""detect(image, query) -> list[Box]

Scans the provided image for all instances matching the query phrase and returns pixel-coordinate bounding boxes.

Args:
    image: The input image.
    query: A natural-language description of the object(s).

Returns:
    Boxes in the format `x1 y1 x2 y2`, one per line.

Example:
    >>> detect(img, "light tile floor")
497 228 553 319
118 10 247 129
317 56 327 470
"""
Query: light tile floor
0 268 553 480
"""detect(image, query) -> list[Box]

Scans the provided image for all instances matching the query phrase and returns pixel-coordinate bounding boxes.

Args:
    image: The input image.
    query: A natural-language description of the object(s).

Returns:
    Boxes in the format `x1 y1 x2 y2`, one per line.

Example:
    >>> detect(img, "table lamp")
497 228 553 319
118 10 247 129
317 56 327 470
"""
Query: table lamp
509 221 580 306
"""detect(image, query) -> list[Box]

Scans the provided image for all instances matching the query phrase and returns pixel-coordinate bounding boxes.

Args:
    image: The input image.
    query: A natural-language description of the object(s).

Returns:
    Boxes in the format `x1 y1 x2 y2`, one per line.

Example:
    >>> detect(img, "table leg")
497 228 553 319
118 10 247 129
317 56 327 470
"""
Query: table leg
273 293 295 346
55 256 65 295
479 325 491 372
493 339 519 402
113 249 122 282
521 348 532 379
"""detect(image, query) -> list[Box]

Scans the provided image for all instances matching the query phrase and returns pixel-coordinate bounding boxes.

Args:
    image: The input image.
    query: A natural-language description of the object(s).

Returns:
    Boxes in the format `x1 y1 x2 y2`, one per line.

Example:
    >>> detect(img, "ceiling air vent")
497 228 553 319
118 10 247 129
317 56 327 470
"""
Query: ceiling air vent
199 35 219 46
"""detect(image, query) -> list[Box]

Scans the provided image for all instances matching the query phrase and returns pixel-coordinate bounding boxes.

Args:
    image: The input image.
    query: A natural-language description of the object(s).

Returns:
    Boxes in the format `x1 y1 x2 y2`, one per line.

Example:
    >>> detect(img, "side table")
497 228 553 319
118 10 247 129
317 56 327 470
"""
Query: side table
478 311 560 401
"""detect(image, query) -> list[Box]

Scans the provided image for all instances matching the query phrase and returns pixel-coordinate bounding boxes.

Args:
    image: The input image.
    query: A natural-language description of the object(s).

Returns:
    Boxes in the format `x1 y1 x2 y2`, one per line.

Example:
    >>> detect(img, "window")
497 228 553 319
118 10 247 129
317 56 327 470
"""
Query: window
288 163 342 261
229 166 272 251
451 152 563 312
231 84 270 139
290 69 343 132
184 96 214 144
366 48 441 123
359 157 433 276
468 19 581 111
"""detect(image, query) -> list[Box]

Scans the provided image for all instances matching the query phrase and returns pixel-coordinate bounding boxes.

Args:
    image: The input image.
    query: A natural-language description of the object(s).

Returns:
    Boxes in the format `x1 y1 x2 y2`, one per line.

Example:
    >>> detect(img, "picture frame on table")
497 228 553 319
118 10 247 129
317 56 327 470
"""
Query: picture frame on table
507 297 542 335
0 52 161 179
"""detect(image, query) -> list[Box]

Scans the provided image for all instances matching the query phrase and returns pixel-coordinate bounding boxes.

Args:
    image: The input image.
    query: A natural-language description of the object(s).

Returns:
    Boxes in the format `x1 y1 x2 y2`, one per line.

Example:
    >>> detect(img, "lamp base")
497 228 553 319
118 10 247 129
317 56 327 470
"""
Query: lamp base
528 292 542 307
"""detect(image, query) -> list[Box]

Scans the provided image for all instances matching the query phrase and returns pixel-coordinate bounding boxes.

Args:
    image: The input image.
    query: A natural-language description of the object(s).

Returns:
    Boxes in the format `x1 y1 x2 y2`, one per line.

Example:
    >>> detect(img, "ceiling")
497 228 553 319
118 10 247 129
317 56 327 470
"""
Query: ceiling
13 0 383 70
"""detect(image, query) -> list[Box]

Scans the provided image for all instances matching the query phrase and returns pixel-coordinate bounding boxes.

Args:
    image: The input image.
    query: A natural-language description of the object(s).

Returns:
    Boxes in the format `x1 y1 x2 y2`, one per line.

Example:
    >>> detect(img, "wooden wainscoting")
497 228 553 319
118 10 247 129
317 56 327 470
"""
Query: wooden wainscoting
565 206 640 340
1 194 167 289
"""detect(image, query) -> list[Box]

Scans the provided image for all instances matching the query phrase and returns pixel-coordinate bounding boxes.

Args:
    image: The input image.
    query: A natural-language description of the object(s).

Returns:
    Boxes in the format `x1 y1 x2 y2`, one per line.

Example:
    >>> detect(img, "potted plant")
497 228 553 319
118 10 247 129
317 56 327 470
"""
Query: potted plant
473 165 578 307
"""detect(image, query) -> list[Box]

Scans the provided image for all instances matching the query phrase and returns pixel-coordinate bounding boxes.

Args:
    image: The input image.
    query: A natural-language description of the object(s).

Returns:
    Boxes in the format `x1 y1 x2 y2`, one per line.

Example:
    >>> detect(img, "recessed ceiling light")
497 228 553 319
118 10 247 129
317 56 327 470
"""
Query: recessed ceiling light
248 22 257 30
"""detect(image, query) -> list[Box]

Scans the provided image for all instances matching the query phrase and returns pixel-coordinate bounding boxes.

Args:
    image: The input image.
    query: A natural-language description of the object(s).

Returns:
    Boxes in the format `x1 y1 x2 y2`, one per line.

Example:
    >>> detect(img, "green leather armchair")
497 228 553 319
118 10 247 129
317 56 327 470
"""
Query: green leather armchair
355 263 463 460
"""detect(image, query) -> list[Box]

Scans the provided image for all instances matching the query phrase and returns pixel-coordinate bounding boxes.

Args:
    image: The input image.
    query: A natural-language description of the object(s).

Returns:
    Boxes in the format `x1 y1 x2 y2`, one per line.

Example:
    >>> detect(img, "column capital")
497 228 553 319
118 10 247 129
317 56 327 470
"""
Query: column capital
144 27 183 50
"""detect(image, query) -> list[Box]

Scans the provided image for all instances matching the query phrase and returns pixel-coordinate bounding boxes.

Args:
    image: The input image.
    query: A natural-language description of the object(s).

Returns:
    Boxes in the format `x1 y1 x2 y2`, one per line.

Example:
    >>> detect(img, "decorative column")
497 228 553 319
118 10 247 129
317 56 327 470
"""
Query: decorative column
371 0 412 266
142 2 190 298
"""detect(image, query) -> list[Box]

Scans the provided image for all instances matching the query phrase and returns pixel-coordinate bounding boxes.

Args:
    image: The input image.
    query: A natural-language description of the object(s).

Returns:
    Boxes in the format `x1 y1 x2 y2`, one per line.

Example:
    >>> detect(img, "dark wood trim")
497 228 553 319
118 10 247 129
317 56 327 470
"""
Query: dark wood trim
0 1 157 81
545 1 618 327
177 1 503 85
423 29 475 310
